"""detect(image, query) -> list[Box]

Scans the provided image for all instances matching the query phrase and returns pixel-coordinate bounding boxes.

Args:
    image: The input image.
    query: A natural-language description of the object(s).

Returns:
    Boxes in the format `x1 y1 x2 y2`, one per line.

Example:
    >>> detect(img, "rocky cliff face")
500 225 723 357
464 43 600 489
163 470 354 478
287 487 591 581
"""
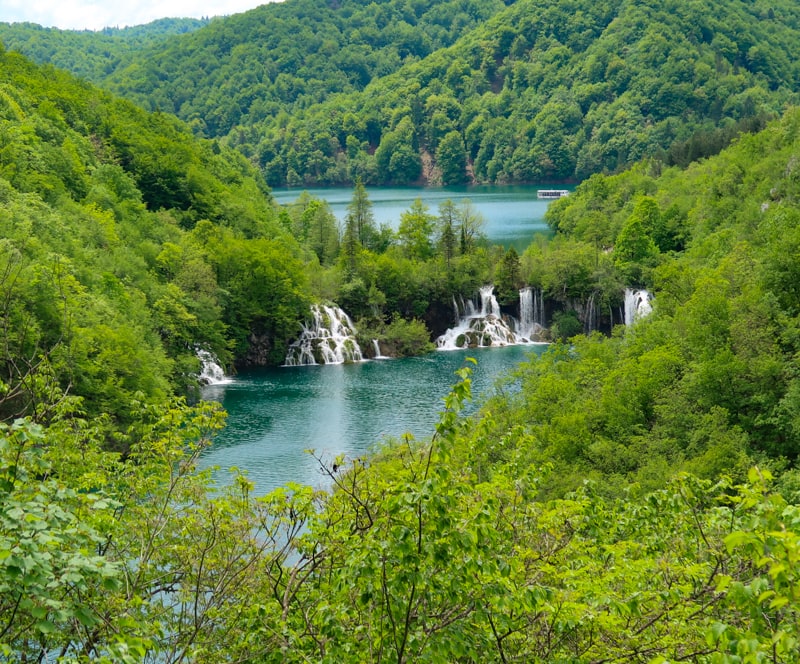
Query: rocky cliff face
239 330 273 367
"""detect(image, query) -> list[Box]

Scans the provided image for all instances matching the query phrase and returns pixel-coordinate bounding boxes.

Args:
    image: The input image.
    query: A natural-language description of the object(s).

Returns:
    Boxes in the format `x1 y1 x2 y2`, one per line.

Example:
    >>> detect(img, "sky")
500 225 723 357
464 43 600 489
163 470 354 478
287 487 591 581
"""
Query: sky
0 0 280 31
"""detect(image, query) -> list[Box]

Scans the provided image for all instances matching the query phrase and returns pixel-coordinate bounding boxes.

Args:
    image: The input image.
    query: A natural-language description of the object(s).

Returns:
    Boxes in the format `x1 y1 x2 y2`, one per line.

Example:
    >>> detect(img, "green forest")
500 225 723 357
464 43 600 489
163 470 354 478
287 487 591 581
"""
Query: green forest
3 0 800 186
2 0 800 660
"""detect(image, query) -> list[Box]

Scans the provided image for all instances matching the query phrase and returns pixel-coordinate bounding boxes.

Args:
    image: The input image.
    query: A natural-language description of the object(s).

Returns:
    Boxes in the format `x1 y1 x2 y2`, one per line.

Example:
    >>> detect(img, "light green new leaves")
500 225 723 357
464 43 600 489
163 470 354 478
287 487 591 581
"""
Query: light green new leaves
0 419 121 659
710 469 800 663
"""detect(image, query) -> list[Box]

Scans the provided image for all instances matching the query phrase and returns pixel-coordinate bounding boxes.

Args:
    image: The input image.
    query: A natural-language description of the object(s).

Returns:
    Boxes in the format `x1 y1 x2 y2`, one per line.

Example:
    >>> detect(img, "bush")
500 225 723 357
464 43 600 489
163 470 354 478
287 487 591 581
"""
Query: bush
551 310 583 341
360 314 434 358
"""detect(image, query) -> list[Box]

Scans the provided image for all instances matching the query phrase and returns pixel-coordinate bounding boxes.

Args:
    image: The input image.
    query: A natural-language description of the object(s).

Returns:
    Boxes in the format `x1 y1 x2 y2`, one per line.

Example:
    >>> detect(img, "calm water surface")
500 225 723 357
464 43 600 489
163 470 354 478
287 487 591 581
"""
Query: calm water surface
202 186 563 493
272 184 562 250
201 345 547 494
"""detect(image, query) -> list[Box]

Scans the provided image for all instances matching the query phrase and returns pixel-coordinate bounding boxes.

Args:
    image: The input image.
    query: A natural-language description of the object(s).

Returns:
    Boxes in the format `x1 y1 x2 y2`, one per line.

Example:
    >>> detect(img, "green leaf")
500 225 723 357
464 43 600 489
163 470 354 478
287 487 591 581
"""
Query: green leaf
757 589 775 604
769 596 789 610
74 605 97 627
30 605 48 619
724 530 751 553
35 619 57 635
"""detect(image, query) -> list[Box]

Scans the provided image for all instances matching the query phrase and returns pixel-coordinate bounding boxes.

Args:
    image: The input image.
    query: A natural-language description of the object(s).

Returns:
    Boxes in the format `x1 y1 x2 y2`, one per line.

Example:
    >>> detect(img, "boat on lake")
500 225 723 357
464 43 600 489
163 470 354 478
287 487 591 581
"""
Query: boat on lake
537 189 569 200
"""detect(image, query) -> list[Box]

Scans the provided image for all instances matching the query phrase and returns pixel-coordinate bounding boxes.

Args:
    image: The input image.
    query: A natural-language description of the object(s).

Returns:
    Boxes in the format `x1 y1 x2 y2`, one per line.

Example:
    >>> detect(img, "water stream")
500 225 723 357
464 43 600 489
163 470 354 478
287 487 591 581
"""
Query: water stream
284 304 363 366
624 288 653 325
519 287 546 339
196 349 232 385
437 286 549 349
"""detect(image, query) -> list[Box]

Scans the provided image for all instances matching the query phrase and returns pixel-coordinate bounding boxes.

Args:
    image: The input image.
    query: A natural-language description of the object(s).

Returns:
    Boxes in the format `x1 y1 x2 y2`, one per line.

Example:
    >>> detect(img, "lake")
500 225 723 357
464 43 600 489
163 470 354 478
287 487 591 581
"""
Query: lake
200 344 547 494
271 184 561 250
201 185 563 494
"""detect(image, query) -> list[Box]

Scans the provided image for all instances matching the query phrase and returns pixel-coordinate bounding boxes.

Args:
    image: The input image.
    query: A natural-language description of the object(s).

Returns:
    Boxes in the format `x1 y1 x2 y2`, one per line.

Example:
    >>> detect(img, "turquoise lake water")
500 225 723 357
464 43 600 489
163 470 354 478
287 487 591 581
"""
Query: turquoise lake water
200 345 547 494
200 185 561 493
271 183 560 250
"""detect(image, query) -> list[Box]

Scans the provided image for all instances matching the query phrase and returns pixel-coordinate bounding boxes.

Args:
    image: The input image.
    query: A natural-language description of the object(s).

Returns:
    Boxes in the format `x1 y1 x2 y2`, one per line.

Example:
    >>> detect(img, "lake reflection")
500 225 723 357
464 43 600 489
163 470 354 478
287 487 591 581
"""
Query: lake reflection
200 345 547 494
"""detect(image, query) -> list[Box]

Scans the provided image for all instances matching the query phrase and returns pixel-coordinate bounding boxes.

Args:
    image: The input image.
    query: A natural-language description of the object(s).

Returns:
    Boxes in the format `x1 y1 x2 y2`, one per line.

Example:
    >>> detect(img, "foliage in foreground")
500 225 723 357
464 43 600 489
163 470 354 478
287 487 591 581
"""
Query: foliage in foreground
1 371 799 662
3 13 800 661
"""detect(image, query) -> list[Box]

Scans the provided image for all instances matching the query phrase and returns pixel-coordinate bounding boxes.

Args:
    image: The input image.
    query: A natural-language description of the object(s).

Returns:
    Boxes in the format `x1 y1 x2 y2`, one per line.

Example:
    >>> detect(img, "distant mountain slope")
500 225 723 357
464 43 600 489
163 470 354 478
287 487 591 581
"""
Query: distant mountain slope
0 0 510 137
247 0 800 185
3 0 799 187
0 18 210 82
102 0 510 137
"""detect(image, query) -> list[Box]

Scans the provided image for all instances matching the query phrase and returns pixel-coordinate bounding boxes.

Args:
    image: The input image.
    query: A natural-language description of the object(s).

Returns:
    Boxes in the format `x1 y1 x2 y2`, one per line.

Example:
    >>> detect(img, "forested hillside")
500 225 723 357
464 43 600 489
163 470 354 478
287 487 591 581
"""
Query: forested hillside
0 0 800 185
3 2 800 660
0 45 311 434
476 108 800 499
3 0 799 187
3 97 800 659
250 0 800 186
0 0 510 139
0 18 209 82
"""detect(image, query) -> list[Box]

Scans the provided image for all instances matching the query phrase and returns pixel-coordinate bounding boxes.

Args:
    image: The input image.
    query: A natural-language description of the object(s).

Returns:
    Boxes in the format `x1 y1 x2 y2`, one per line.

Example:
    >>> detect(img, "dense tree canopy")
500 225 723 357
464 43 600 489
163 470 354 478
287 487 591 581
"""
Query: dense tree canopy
0 18 210 82
2 5 800 661
3 0 800 186
0 48 310 429
265 0 799 186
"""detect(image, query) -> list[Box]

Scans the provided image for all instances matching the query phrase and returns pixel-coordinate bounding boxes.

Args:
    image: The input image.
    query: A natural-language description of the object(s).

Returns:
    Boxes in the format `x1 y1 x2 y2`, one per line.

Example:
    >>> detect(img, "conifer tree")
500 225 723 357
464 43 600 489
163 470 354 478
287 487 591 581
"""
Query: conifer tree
437 199 458 270
345 177 377 249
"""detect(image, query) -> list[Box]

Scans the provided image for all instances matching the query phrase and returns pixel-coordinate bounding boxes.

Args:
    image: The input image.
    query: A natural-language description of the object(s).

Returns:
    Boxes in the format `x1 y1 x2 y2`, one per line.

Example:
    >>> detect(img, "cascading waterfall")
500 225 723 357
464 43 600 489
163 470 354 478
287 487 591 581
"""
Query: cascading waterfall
478 284 501 317
372 339 388 359
437 285 545 350
284 304 364 366
624 288 653 325
452 294 478 323
518 287 546 340
197 349 231 385
519 287 533 334
584 291 598 334
534 287 545 328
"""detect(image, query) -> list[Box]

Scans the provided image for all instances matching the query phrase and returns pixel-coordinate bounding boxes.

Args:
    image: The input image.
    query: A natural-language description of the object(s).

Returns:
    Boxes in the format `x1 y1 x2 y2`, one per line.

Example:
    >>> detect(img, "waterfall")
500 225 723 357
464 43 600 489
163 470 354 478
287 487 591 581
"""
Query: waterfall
197 349 231 385
624 289 653 326
535 287 545 328
372 339 388 359
478 285 501 317
519 288 533 334
452 294 476 322
518 287 546 340
284 304 364 366
437 285 544 350
584 291 597 334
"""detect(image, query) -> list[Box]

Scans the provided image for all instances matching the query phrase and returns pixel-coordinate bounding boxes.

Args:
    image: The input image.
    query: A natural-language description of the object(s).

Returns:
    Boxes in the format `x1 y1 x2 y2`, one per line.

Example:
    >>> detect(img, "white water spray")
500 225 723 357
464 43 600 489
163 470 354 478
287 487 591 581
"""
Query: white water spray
624 289 653 325
437 286 546 350
518 287 546 340
284 305 364 366
584 291 598 334
478 284 501 318
372 339 389 359
197 349 232 385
